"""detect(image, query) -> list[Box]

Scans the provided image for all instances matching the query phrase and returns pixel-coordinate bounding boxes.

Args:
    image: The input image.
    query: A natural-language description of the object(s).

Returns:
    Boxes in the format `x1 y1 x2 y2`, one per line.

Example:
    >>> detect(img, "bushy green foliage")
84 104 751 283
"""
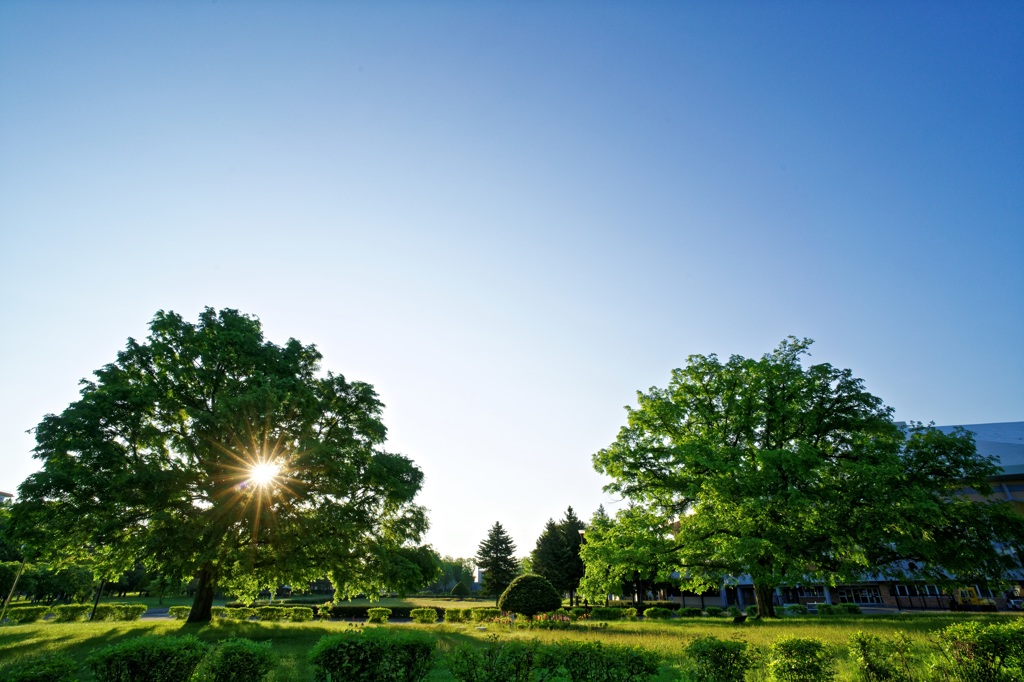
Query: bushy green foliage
168 606 191 620
767 637 835 682
931 619 1024 682
570 607 589 619
288 606 314 622
367 607 392 624
443 607 464 623
848 631 914 682
469 607 501 622
684 636 751 682
256 606 288 621
746 605 759 618
555 640 660 682
202 638 276 682
0 652 77 682
498 574 563 617
783 604 809 615
446 637 542 682
87 634 210 682
451 581 471 598
726 606 743 617
50 604 91 622
92 603 148 621
837 603 861 615
591 607 624 621
816 604 836 615
309 629 434 682
3 605 50 624
704 606 724 617
643 607 673 619
222 608 257 621
679 607 703 617
621 607 638 620
410 607 437 624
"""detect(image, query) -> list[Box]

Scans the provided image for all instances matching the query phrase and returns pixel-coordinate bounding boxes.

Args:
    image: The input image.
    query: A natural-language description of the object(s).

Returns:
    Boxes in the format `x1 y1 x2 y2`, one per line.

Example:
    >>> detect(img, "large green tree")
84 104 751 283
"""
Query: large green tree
12 308 434 622
591 337 1024 617
476 522 519 602
530 506 586 605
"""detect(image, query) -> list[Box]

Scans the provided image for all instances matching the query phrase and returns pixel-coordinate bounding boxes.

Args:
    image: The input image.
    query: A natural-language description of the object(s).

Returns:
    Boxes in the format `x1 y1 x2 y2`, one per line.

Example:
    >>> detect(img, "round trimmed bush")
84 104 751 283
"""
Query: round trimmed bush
497 574 562 617
451 581 471 598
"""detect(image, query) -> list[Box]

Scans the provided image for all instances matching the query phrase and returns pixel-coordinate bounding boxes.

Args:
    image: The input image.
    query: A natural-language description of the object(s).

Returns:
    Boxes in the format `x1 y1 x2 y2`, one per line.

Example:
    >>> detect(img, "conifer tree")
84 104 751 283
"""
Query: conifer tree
531 506 587 605
476 522 519 602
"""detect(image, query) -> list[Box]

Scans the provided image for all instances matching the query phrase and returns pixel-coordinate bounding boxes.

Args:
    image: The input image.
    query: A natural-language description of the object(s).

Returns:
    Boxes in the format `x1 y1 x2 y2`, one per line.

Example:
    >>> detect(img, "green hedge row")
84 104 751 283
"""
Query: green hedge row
2 603 149 624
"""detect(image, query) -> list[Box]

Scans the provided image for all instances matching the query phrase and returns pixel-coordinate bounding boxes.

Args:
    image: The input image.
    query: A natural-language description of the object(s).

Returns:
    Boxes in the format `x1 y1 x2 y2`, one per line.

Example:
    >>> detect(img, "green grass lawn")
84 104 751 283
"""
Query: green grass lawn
1 610 1020 681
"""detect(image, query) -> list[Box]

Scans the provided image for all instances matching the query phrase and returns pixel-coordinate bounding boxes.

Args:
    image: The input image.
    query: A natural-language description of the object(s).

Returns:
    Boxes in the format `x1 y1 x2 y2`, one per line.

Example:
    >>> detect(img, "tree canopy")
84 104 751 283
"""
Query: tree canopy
590 337 1024 616
530 506 586 605
476 522 519 601
12 308 435 621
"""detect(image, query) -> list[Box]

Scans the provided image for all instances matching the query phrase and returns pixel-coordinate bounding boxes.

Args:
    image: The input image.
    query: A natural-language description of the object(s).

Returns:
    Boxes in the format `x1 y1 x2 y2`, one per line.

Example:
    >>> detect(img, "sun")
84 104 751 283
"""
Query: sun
249 461 280 487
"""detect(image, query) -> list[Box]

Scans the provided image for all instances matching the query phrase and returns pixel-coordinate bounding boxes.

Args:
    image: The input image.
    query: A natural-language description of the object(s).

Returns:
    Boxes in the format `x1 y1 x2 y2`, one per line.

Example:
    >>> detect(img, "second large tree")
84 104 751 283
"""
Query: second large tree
591 337 1023 617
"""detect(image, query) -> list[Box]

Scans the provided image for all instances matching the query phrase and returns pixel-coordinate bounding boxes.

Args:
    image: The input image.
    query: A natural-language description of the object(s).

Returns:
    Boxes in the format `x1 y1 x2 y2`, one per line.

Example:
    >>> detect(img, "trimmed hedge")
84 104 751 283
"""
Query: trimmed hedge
643 607 673 619
679 607 703 617
289 606 314 622
705 606 725 617
203 638 276 682
92 603 148 621
590 607 624 621
3 606 51 624
443 607 467 623
367 607 392 624
309 629 434 682
87 634 210 682
410 608 438 624
469 607 501 622
498 574 562 618
168 606 191 620
0 652 77 682
256 606 288 621
51 604 92 622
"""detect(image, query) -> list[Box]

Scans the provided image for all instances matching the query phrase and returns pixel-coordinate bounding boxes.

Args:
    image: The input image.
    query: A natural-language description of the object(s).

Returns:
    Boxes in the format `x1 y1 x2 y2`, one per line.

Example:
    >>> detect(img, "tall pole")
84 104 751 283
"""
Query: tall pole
0 556 27 623
90 579 105 621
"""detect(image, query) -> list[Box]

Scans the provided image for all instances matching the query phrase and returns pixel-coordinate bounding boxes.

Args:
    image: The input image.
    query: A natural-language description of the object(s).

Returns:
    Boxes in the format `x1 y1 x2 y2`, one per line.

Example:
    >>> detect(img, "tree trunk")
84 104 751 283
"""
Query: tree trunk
753 581 777 618
186 563 217 623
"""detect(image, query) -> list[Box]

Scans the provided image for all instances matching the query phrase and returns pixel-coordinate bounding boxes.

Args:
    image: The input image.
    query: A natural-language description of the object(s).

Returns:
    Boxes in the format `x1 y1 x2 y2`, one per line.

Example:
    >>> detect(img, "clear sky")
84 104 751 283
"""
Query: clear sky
1 1 1022 561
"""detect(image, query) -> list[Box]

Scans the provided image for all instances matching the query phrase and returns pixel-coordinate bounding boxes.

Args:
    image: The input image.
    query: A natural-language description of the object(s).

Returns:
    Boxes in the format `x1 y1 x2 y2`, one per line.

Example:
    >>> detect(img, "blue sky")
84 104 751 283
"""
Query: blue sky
1 1 1021 560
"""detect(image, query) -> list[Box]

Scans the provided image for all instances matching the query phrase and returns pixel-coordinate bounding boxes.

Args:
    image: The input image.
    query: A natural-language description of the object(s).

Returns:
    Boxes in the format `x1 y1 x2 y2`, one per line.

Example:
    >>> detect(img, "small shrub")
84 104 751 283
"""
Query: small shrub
446 637 541 682
410 607 438 624
931 619 1024 682
0 652 77 682
87 634 210 682
367 607 392 624
168 606 191 620
783 604 809 615
848 631 914 682
705 606 724 617
309 628 434 682
451 581 471 598
837 603 861 615
470 607 501 622
203 638 276 682
684 636 750 682
443 607 465 623
590 607 623 621
726 606 743 617
256 606 288 621
570 607 588 620
622 607 638 620
498 574 563 618
745 605 759 618
3 606 50 624
556 640 660 682
816 604 836 616
223 607 257 621
643 606 673 619
93 603 148 621
679 607 703 617
50 604 92 622
767 637 835 682
288 606 314 622
317 601 335 618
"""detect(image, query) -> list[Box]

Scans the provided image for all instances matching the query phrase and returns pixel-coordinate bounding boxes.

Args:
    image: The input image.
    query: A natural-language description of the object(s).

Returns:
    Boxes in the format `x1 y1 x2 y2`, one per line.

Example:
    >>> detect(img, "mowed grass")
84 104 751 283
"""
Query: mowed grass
1 610 1021 681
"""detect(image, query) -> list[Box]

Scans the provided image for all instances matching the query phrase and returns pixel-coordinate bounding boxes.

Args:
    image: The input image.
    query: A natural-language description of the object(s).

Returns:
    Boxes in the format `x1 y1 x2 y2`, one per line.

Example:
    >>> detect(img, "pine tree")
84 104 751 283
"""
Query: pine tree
476 522 519 601
531 507 588 606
